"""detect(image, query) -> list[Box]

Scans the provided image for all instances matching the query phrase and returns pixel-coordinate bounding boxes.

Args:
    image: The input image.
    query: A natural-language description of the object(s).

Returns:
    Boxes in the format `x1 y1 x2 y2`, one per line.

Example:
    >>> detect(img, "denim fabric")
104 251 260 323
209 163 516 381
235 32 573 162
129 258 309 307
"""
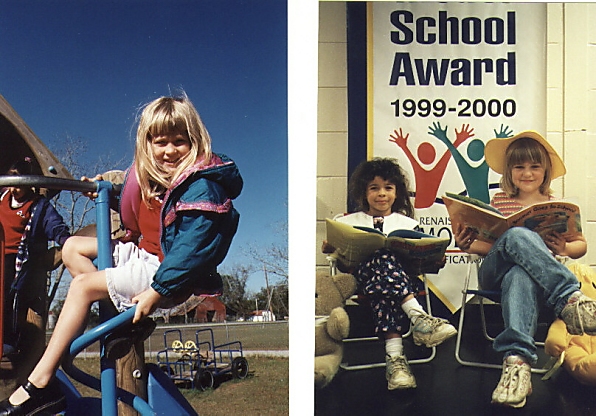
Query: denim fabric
478 227 580 364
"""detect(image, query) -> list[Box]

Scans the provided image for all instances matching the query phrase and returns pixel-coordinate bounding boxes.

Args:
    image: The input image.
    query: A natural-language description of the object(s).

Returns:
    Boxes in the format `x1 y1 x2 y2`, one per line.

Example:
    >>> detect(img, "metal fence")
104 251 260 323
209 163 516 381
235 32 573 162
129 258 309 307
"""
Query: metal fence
49 320 289 359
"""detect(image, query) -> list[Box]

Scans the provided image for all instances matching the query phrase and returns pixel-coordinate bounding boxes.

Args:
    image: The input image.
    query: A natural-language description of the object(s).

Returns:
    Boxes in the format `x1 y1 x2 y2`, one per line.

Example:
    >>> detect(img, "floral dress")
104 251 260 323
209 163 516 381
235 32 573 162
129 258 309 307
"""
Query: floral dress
336 212 422 335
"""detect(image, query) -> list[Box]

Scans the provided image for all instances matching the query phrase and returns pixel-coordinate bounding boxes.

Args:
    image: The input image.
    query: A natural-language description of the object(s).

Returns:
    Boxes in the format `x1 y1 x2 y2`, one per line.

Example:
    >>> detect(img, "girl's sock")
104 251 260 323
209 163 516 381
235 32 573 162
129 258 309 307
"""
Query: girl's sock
401 298 426 323
565 291 583 306
8 385 29 405
385 337 403 358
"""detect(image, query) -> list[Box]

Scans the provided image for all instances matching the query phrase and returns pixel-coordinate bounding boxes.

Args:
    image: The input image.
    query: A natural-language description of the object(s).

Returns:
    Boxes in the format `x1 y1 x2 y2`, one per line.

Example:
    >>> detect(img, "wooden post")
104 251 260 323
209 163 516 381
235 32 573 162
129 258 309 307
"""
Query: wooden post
0 307 46 399
116 341 147 416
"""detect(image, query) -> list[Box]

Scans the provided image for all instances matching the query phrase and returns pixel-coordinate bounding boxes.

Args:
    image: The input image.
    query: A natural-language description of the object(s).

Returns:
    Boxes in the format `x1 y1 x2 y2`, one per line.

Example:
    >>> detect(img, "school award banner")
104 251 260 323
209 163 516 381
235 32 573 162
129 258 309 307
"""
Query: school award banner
368 2 547 312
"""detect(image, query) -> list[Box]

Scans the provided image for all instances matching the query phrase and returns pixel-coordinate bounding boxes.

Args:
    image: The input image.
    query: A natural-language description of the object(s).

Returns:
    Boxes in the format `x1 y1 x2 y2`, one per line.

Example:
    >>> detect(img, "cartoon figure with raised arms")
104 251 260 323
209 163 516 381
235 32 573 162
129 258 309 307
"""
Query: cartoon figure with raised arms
430 123 513 203
389 125 469 208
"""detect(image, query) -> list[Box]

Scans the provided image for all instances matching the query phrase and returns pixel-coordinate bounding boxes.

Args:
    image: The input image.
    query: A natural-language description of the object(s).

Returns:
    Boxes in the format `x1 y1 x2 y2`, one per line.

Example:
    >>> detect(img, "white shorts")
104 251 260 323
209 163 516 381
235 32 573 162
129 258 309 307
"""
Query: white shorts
105 242 161 313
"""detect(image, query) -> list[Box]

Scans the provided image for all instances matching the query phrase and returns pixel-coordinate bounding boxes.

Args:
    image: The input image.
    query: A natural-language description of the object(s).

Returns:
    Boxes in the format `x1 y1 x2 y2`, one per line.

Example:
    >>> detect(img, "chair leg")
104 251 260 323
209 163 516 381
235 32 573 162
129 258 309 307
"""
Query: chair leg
455 256 548 373
456 300 548 373
340 274 435 371
454 291 502 370
409 275 436 364
455 256 503 370
479 297 496 342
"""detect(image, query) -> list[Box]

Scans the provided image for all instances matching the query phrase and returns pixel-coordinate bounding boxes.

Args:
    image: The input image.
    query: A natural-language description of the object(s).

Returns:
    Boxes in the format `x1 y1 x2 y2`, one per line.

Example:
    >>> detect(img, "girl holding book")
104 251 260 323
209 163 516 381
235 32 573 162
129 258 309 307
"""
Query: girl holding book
453 131 596 409
322 158 456 390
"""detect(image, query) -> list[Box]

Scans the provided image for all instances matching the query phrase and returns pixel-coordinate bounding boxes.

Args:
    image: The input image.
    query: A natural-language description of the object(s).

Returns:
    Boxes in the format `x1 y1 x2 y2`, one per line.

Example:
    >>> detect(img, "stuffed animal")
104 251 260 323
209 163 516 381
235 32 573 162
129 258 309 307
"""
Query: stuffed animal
545 263 596 385
315 270 357 389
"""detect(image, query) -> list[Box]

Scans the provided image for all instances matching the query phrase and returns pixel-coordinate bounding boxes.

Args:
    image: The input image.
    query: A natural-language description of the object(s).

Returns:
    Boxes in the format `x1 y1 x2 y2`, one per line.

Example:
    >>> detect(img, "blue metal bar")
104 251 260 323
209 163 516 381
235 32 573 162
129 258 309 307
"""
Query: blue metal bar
94 181 113 271
60 308 138 394
93 181 155 416
94 181 118 416
101 365 117 416
0 176 159 415
69 308 136 356
132 396 155 415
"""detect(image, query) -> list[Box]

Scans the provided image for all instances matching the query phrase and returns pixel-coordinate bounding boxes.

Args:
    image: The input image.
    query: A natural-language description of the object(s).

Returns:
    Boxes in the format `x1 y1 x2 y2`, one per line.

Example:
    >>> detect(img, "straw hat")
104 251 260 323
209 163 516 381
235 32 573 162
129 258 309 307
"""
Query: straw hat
484 130 566 179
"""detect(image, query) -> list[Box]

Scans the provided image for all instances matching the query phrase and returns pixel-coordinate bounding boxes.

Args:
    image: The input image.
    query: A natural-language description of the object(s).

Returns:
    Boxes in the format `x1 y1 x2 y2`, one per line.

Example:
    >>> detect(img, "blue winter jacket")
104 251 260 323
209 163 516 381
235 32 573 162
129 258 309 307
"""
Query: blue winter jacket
119 154 242 299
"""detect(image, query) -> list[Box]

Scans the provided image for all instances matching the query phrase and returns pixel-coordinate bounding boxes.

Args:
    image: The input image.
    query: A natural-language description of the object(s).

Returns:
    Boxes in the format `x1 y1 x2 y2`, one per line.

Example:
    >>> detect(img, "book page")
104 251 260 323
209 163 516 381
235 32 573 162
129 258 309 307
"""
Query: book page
326 219 449 273
386 235 449 274
325 219 386 268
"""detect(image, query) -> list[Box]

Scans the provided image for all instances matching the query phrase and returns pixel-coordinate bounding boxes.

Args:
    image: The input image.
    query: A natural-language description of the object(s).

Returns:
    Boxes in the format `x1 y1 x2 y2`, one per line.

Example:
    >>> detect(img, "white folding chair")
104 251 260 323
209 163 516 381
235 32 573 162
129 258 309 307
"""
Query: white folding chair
327 256 437 371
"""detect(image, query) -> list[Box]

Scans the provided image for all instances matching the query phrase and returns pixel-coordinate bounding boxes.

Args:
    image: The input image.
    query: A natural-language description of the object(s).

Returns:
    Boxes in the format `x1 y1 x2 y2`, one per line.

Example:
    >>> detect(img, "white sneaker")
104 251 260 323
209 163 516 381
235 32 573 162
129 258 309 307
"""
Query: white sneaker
412 314 457 348
491 355 532 408
386 354 416 390
560 291 596 335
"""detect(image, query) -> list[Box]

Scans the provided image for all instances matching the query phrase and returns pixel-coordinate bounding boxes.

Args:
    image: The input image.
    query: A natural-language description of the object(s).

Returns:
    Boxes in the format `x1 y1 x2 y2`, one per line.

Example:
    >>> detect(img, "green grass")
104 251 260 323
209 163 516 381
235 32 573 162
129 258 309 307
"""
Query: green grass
146 321 289 353
173 356 288 415
65 321 289 355
69 355 288 415
61 321 289 415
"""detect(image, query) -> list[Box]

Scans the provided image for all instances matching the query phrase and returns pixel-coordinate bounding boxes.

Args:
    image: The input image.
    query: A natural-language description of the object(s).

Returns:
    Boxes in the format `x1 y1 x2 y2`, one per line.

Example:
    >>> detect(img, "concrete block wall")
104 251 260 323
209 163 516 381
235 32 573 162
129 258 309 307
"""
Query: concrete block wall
316 1 348 269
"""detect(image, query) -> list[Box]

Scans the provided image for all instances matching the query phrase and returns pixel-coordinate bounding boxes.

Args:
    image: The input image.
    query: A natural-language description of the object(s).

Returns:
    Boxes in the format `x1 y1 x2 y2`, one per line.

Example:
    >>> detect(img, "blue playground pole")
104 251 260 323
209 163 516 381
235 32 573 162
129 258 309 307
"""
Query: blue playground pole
93 180 195 416
94 181 118 416
94 181 113 271
0 175 197 415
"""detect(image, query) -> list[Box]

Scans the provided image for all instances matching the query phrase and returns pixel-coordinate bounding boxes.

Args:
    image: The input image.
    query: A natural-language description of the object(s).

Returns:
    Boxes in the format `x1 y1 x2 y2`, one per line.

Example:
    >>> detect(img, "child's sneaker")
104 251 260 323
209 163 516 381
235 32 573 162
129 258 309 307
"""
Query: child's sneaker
560 292 596 335
386 354 416 390
491 355 532 408
412 314 457 348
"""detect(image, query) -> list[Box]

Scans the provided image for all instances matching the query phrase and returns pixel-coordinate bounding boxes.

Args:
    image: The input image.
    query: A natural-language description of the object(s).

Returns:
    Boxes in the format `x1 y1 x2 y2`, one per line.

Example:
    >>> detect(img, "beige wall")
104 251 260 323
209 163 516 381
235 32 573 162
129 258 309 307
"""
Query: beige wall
317 1 348 269
316 2 596 268
543 2 596 265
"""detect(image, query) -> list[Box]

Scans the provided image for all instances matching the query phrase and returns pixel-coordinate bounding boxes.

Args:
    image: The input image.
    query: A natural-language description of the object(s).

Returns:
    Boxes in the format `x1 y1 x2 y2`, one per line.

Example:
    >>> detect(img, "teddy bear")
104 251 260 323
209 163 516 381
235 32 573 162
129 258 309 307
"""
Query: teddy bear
315 270 357 389
545 262 596 385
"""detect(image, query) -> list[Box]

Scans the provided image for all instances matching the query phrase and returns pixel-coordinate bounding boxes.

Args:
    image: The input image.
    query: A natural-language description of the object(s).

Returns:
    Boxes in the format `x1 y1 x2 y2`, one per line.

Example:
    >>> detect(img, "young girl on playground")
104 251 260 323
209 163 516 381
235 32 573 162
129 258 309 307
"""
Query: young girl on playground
454 131 596 409
0 158 70 357
322 158 457 390
0 93 243 415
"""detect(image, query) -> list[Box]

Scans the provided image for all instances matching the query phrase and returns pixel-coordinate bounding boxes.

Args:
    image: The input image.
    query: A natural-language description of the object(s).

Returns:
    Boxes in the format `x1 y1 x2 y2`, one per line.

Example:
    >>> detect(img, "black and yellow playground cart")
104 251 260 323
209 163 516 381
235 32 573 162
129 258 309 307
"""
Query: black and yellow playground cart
157 327 249 390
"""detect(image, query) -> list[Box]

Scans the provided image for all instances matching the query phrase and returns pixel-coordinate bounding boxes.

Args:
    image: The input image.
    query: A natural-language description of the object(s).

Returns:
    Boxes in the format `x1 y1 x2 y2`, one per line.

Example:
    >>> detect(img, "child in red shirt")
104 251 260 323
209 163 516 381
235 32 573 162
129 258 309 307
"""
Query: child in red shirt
0 158 70 357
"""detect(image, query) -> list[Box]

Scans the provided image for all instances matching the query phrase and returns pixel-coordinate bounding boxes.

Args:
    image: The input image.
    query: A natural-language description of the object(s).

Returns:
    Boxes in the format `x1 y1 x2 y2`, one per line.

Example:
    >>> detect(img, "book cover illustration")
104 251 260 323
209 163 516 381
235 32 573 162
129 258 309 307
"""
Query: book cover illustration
443 192 582 243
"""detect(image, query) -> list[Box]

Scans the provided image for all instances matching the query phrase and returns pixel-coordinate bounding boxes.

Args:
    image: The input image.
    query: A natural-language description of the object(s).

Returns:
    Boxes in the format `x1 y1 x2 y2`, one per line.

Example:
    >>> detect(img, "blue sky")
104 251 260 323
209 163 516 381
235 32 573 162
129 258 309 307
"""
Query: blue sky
0 0 288 292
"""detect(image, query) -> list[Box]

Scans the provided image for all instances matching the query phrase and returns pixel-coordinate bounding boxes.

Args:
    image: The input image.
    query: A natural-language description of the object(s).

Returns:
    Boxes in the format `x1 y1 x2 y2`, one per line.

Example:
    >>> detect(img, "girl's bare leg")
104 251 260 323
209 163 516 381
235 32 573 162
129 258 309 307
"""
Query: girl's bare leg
8 270 109 404
62 236 99 277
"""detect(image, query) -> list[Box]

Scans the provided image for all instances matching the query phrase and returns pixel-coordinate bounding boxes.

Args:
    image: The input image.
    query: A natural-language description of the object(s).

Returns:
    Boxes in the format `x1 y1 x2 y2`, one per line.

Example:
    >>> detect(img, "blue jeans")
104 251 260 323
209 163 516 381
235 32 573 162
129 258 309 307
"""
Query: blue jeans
478 227 580 364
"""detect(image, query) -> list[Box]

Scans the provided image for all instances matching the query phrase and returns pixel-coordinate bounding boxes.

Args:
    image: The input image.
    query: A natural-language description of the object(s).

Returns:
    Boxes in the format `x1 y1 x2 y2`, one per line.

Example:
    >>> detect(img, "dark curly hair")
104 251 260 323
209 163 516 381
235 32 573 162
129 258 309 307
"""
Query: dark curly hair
348 158 414 218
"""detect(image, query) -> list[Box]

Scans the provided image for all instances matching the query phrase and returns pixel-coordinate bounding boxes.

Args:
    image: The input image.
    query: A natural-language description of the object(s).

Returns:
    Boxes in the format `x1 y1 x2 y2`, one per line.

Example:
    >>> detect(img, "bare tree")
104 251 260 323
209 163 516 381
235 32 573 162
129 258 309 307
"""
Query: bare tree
245 219 288 285
47 135 126 311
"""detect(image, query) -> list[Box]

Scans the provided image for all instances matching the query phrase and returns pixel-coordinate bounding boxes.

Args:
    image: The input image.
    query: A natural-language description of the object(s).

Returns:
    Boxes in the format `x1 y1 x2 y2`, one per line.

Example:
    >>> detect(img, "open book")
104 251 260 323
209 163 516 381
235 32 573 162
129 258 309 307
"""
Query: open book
325 218 449 274
442 192 582 243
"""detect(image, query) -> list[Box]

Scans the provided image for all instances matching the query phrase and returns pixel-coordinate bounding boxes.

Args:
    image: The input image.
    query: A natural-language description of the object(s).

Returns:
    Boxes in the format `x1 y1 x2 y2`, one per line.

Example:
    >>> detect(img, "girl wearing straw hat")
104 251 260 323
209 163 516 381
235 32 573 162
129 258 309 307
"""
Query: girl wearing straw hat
453 131 596 408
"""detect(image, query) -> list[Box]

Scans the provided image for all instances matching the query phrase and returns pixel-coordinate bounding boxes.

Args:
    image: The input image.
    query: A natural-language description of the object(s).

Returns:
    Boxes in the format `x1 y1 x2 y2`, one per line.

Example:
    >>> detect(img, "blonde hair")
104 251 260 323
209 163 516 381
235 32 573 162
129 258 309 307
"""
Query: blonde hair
500 137 553 197
134 93 212 204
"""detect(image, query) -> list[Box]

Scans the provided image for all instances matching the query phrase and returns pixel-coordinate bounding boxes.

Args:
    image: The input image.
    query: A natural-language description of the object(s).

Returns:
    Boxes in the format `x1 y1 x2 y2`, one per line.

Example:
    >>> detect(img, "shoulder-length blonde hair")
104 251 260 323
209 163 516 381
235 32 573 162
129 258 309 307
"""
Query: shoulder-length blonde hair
500 137 553 197
134 93 212 204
